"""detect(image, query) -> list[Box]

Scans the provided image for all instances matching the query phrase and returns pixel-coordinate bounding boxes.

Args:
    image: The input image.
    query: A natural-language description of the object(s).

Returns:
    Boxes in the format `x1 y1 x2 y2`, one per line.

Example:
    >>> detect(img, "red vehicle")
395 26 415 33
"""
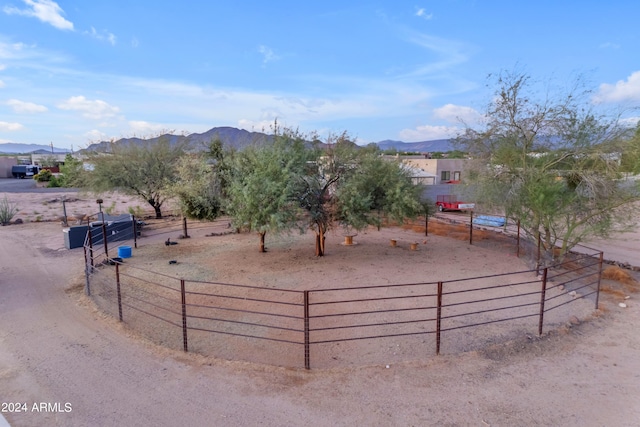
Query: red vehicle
436 194 475 212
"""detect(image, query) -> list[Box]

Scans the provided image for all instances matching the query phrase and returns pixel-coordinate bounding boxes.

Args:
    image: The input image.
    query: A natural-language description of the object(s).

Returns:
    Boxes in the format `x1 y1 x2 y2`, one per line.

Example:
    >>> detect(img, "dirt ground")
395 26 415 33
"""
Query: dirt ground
1 190 640 426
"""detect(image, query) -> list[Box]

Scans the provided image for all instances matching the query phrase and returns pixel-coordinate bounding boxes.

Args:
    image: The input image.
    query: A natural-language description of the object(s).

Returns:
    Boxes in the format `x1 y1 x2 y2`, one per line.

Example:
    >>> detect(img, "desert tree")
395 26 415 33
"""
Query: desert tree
620 122 640 174
293 132 360 256
458 70 639 261
295 135 424 256
225 129 308 252
171 138 233 221
335 149 423 232
84 136 187 218
58 154 87 188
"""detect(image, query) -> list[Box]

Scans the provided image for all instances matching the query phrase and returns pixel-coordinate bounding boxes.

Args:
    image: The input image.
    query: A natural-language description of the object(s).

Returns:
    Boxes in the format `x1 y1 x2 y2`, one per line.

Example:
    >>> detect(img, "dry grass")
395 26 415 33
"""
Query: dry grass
602 265 640 288
599 266 640 301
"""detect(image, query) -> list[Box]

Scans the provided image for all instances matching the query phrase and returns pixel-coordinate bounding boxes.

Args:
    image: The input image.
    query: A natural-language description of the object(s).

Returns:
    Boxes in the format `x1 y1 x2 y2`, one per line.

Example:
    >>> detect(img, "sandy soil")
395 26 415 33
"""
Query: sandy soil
1 191 640 426
0 189 175 224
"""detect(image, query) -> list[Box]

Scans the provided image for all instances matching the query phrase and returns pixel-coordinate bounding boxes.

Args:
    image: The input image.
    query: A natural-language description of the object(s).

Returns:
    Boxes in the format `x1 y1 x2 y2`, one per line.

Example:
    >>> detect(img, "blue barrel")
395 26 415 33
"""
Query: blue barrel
117 245 132 258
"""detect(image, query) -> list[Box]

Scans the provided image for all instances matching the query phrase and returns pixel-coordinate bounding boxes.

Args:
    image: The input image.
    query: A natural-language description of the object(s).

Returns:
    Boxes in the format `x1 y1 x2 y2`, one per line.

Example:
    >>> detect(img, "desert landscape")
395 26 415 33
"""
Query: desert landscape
1 188 639 426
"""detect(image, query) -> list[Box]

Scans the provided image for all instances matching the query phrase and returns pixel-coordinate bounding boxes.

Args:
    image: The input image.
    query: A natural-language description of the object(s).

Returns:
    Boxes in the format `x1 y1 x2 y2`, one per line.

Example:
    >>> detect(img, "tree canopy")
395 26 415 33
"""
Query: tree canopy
225 129 309 252
458 70 639 261
84 137 187 218
222 129 425 255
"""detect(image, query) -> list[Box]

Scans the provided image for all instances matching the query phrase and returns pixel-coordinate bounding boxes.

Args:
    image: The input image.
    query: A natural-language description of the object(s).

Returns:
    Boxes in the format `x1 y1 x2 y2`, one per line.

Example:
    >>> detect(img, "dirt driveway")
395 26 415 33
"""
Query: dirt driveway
1 195 640 425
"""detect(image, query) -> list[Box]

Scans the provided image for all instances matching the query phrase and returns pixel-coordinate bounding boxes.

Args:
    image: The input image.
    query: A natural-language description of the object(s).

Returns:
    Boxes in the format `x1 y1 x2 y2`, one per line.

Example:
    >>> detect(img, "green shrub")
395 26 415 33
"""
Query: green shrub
47 175 62 188
128 205 145 218
34 169 53 182
105 201 117 215
0 196 19 225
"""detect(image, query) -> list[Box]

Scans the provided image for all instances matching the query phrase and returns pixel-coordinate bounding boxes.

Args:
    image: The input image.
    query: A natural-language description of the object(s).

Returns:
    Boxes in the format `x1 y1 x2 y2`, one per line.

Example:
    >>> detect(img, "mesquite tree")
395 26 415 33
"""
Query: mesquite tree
225 130 308 252
458 70 638 262
84 136 186 218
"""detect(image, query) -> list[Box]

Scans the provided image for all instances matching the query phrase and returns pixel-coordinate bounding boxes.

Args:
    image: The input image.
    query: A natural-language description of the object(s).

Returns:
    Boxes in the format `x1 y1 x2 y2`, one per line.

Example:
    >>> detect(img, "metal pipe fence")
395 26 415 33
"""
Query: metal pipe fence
84 231 602 369
82 209 603 369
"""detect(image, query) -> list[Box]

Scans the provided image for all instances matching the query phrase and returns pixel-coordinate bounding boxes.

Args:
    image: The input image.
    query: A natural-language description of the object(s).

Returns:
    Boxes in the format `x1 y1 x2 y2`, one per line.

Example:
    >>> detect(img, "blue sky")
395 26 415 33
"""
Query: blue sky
0 1 639 150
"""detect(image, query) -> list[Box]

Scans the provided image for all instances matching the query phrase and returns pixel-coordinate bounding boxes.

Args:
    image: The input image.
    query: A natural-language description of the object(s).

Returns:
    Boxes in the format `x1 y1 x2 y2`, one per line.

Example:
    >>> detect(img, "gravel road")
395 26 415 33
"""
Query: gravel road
1 222 639 426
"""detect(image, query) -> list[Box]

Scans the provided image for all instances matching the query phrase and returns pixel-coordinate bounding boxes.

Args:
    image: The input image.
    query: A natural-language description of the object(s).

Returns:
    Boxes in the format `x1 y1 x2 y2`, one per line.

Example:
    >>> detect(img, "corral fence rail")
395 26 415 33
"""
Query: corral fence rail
83 212 603 369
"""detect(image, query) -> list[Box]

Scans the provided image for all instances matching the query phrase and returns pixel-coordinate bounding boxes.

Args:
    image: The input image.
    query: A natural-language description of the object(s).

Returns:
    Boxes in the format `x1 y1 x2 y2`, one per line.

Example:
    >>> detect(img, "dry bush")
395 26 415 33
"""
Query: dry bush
600 266 639 301
601 266 640 292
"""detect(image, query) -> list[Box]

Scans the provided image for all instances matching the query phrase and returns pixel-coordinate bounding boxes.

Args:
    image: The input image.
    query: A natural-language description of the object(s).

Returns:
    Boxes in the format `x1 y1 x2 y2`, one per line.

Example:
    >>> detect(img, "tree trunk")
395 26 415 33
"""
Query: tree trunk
314 222 326 257
148 199 162 219
259 232 266 253
315 232 323 256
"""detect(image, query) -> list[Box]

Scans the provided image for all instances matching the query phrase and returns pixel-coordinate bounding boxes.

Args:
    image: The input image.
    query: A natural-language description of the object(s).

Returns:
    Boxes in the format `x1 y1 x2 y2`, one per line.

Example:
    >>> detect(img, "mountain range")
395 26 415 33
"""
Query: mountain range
0 143 71 154
0 127 454 154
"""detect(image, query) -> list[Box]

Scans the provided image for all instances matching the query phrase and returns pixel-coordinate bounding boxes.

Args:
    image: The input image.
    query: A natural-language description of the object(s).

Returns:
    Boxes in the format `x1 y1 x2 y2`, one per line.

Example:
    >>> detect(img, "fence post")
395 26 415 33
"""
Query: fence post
436 281 443 355
595 252 604 309
538 267 548 336
116 262 123 322
304 290 310 370
132 215 138 249
87 225 94 273
535 234 542 275
83 245 91 296
183 217 190 239
101 221 109 260
516 220 521 258
469 211 473 245
181 279 188 352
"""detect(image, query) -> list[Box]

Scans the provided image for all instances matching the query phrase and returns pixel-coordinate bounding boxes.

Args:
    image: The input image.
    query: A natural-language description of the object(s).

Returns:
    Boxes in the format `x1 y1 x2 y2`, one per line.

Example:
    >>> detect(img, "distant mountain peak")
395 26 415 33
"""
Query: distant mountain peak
0 142 71 154
79 126 456 154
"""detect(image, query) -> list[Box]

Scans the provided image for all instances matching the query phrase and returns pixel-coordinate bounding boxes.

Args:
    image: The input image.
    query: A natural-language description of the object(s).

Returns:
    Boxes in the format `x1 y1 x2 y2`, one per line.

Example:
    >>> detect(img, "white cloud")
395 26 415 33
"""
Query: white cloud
0 121 24 131
398 124 461 142
0 64 5 70
0 79 4 88
57 96 120 120
3 0 74 31
399 30 470 77
599 42 620 50
433 104 482 124
415 8 433 20
258 45 280 66
7 99 48 113
84 129 108 142
620 116 640 127
237 119 280 133
127 121 167 136
86 27 117 46
594 71 640 103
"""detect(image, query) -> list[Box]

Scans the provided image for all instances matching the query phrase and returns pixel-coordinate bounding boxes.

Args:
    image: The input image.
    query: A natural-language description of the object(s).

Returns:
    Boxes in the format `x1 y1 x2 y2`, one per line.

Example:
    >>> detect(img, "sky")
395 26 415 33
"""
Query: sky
0 1 639 150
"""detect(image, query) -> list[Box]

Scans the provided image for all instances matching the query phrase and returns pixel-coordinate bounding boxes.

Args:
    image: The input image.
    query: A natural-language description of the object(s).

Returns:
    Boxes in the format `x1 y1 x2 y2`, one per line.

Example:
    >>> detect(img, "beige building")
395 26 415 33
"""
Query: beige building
400 156 472 185
31 153 70 165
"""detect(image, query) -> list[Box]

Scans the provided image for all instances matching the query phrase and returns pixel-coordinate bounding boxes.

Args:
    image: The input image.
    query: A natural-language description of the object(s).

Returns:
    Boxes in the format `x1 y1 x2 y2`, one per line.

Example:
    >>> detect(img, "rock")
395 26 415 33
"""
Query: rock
14 218 23 224
569 316 580 325
625 296 631 300
385 365 390 369
558 284 565 291
569 291 577 298
619 302 627 308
